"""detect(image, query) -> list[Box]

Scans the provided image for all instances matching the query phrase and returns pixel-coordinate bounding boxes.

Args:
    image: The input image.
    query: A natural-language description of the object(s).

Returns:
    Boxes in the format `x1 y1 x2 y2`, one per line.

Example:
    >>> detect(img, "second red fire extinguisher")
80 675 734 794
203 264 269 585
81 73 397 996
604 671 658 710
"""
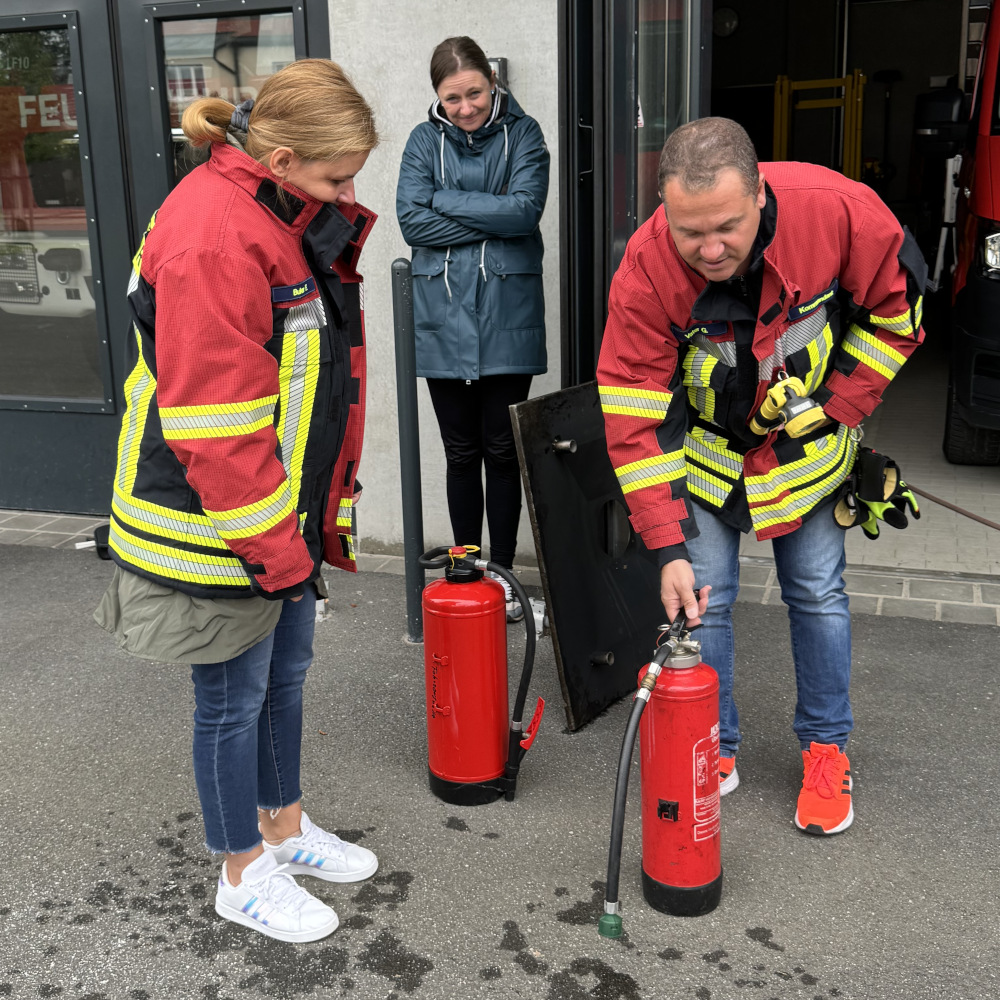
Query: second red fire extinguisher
598 608 722 938
419 545 544 806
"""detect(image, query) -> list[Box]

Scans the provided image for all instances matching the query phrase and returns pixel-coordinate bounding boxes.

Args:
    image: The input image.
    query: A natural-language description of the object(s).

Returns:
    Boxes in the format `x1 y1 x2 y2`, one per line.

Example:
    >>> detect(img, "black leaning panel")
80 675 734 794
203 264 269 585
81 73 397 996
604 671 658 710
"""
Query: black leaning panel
511 381 666 731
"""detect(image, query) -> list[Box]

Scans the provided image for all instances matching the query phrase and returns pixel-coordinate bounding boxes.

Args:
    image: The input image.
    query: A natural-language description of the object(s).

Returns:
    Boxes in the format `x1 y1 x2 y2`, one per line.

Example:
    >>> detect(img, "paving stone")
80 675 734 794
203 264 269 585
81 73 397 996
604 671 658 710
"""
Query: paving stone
0 528 50 544
980 583 1000 606
880 597 937 620
21 532 84 548
735 584 767 604
908 578 976 603
843 572 905 597
0 513 58 530
847 594 880 616
736 563 773 587
938 603 1000 626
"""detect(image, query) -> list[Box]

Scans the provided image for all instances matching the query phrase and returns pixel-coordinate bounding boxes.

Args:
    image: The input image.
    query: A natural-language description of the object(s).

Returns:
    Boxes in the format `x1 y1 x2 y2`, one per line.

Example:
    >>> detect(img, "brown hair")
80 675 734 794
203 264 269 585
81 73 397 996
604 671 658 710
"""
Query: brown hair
181 59 378 164
429 36 492 92
658 117 758 197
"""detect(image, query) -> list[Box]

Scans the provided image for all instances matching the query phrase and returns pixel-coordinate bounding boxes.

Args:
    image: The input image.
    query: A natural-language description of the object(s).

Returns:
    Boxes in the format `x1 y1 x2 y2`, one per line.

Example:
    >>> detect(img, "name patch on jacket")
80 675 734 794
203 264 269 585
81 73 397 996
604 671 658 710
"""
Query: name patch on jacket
788 280 838 320
670 320 729 343
272 277 318 306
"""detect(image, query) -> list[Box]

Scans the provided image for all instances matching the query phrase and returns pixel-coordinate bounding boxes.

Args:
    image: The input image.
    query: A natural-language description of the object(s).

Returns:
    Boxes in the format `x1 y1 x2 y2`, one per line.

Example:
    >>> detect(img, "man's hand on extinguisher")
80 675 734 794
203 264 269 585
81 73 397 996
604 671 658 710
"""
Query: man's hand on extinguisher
660 559 711 627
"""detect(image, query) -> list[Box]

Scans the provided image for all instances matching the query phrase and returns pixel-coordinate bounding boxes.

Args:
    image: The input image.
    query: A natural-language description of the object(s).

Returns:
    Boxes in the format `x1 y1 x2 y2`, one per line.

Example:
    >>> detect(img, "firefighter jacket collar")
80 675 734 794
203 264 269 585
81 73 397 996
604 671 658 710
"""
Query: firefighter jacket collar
206 143 358 261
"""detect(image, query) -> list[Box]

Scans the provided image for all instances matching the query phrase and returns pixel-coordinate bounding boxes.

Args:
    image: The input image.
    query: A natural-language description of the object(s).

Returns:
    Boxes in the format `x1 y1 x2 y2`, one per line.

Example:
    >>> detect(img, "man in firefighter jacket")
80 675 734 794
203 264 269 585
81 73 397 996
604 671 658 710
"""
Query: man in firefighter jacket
597 117 926 835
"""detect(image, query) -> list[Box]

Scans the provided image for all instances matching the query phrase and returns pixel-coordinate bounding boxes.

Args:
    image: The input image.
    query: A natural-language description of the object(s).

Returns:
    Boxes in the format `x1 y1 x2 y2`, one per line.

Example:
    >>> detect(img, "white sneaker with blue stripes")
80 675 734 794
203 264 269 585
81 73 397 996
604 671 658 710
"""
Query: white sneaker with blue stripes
215 850 338 942
263 810 378 883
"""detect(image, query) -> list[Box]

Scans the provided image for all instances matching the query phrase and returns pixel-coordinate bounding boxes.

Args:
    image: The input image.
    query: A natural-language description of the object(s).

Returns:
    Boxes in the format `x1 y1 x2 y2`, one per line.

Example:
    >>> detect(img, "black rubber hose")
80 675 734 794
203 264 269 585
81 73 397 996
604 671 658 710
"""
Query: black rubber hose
484 561 536 728
604 693 648 908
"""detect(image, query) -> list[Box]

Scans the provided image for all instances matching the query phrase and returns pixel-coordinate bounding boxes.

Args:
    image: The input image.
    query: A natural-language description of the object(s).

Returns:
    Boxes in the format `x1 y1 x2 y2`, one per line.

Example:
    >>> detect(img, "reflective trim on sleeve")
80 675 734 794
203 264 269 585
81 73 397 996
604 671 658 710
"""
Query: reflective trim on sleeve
841 324 906 380
870 296 922 337
159 396 278 440
598 384 672 420
202 481 297 540
613 451 687 494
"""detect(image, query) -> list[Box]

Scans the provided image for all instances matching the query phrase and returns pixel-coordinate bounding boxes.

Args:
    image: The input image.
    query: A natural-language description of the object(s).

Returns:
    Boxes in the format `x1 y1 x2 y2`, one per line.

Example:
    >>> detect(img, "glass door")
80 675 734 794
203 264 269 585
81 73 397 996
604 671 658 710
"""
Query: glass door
116 0 315 247
0 0 132 513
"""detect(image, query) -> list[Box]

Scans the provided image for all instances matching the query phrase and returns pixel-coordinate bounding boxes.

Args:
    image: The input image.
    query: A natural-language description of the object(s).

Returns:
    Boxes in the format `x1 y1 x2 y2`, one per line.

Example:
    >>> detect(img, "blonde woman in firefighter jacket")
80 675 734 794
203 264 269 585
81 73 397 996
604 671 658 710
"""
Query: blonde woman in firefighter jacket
597 118 926 836
396 36 549 621
94 61 381 944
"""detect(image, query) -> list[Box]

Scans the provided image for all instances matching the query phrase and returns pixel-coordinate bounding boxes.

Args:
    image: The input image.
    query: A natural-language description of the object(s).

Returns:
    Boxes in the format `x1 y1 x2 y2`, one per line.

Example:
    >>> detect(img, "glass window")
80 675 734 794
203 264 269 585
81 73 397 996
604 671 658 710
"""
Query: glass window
637 0 690 226
162 13 295 184
0 27 103 401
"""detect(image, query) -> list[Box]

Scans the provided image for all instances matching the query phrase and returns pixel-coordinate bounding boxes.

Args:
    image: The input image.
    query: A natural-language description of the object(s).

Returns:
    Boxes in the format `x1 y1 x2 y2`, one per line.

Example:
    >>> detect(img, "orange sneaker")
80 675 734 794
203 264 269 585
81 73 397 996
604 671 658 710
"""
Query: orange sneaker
719 755 739 796
794 742 853 835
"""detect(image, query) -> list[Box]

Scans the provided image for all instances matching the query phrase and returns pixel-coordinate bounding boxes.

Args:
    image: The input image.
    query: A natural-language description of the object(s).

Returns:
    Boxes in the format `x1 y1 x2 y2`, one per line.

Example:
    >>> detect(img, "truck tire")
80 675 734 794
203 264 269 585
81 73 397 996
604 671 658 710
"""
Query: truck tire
943 380 1000 464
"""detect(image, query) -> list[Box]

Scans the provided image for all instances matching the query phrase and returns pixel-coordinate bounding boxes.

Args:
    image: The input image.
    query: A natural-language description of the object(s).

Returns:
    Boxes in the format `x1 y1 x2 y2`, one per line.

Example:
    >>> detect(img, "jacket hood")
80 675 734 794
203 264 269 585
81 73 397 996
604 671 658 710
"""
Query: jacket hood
427 87 526 153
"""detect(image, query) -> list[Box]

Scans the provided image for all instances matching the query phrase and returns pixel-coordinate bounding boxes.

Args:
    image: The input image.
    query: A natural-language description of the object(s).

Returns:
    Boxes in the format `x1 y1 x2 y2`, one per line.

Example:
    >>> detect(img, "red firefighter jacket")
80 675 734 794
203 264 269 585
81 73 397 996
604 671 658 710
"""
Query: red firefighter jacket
108 143 376 598
597 161 926 552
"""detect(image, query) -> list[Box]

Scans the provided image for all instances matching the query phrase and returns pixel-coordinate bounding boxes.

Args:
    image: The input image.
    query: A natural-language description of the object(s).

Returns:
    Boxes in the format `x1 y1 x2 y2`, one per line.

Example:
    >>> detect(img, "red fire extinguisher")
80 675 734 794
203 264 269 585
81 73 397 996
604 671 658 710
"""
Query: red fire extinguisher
598 609 722 938
419 545 544 806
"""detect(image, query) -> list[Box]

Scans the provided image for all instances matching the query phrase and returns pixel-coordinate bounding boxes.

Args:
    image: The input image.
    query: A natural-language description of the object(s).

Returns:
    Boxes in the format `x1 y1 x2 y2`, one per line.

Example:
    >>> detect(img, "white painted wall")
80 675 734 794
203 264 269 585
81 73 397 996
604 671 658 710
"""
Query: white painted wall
328 1 560 563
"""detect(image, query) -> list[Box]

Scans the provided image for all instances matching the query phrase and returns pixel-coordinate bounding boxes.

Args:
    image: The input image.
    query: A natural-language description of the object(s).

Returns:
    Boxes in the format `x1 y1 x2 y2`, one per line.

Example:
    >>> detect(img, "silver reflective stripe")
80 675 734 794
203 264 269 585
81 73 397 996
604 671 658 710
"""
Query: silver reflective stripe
159 399 275 435
109 521 247 583
615 453 687 489
112 491 221 541
684 430 743 478
598 387 670 416
689 334 737 366
686 466 731 503
843 328 904 375
117 368 152 491
284 298 326 332
211 484 293 534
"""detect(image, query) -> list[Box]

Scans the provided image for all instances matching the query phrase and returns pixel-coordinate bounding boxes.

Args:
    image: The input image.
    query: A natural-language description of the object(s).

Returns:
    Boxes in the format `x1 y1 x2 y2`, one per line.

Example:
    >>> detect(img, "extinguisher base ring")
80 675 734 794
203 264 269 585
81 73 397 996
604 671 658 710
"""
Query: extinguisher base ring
641 867 723 917
428 768 504 806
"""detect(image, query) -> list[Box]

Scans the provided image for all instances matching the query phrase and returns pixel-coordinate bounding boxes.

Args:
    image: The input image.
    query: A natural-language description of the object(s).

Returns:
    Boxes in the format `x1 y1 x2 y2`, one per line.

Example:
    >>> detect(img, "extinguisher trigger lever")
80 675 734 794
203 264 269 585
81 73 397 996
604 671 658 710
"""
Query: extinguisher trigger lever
519 697 545 751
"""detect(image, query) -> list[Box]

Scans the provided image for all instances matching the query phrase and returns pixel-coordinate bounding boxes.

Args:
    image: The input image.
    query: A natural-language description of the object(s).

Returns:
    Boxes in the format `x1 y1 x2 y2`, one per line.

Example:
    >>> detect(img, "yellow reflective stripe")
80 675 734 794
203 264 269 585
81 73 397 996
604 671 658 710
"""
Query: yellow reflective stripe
614 452 686 494
684 426 743 479
686 466 732 504
277 327 321 509
202 481 296 539
745 426 855 504
160 395 278 440
683 351 718 423
804 323 835 395
598 384 671 420
116 326 157 497
842 324 906 380
131 211 157 277
749 481 842 530
109 520 249 586
870 296 921 337
337 497 354 528
111 486 227 548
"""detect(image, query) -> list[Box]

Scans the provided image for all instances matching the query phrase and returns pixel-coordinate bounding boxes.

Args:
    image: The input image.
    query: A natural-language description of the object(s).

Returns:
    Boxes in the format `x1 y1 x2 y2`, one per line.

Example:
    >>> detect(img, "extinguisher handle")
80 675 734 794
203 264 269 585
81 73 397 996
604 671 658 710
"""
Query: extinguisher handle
418 545 459 569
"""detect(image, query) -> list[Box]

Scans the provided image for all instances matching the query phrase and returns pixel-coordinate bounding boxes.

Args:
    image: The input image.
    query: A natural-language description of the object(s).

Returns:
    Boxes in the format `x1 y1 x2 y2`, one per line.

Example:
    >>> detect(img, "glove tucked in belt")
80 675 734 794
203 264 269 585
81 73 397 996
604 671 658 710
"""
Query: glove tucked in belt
833 447 920 540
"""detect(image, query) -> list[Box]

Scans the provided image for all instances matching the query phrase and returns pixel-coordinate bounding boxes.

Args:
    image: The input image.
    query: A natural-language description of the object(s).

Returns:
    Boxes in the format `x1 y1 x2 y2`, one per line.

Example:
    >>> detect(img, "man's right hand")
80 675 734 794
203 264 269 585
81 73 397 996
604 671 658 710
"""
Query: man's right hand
660 559 711 627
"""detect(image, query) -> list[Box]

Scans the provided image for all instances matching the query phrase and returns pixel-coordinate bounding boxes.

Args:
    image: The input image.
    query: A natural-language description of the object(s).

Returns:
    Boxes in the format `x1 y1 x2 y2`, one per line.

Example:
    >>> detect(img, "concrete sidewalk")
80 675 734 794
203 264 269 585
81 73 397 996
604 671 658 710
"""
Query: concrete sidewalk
2 544 998 1000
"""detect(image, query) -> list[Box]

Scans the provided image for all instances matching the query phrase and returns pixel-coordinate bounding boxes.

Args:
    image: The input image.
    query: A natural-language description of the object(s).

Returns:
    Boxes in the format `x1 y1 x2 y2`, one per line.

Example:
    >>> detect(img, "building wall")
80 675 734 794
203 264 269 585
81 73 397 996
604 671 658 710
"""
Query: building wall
327 1 561 561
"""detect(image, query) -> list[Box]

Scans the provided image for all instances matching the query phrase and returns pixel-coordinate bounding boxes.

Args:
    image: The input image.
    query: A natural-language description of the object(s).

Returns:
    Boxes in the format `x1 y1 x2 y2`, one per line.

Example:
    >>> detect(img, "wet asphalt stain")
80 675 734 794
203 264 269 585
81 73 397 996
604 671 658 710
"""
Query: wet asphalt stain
480 966 502 980
554 887 568 897
500 920 549 976
351 870 413 913
483 832 500 840
747 926 785 951
658 947 683 960
554 880 605 925
333 827 374 844
445 817 470 832
13 811 440 999
355 930 433 993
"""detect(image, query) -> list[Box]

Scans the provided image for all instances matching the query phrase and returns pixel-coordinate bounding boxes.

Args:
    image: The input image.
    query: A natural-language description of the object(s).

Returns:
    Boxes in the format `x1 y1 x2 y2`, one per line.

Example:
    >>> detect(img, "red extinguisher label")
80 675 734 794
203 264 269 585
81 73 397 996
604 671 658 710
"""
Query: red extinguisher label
692 723 720 842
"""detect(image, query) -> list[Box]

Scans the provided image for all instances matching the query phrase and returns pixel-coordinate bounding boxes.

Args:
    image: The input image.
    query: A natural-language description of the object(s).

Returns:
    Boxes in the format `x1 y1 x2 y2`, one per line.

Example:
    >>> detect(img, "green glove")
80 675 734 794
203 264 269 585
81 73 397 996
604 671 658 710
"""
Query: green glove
833 448 920 540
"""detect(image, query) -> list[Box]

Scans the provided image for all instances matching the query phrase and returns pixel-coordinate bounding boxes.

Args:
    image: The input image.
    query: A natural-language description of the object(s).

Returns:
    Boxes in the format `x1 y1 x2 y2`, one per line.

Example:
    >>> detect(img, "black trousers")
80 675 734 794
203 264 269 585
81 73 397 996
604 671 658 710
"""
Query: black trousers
425 374 533 569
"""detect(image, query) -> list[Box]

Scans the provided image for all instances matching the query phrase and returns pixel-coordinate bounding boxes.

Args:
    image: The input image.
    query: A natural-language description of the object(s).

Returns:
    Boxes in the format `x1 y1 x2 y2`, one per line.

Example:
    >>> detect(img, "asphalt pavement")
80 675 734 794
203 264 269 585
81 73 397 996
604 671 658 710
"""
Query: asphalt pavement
1 544 998 1000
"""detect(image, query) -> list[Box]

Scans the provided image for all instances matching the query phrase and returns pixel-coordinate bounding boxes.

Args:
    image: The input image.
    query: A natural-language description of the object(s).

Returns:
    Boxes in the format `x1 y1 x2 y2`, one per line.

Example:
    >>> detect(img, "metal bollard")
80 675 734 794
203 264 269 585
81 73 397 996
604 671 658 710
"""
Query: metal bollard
391 258 425 643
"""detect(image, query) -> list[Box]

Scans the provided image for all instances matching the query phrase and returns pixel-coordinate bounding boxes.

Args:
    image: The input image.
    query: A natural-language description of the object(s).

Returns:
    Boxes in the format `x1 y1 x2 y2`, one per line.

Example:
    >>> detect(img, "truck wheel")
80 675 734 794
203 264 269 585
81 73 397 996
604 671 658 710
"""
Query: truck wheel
943 380 1000 464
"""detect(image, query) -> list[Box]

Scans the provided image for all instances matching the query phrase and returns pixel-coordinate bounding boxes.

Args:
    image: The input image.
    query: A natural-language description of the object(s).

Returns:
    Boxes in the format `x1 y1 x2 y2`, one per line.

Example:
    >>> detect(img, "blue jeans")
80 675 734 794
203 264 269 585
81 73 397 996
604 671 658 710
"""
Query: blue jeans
687 505 852 758
190 587 316 854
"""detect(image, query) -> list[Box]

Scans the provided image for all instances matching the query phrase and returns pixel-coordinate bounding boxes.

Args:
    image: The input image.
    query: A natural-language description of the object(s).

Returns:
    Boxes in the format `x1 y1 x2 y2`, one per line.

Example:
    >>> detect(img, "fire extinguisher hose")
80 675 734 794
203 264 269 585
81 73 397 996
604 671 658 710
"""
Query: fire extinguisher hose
599 610 688 940
481 560 540 802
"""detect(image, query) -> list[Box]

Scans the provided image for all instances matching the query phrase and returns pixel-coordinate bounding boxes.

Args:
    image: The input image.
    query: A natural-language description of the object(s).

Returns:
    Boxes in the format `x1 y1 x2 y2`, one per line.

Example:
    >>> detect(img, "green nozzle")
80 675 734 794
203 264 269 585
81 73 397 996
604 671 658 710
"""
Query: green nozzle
598 912 623 939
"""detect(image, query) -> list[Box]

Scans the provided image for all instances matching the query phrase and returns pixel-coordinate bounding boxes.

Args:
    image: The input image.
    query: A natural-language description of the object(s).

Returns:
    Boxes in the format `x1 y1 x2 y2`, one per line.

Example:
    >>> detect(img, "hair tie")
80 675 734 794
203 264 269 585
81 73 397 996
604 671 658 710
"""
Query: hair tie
230 98 255 133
